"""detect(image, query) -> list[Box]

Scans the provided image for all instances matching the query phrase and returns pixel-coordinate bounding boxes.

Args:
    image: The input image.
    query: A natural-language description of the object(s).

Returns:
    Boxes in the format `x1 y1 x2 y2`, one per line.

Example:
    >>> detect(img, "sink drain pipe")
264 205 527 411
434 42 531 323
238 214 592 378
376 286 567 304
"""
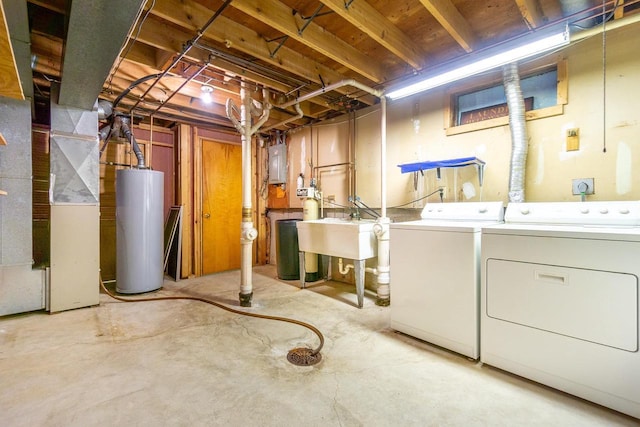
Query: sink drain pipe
100 277 324 366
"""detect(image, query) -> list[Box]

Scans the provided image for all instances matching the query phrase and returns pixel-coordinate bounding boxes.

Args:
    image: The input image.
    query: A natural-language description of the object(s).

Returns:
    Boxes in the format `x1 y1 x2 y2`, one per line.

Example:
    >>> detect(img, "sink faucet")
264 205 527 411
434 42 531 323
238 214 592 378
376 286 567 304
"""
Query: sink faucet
348 196 360 220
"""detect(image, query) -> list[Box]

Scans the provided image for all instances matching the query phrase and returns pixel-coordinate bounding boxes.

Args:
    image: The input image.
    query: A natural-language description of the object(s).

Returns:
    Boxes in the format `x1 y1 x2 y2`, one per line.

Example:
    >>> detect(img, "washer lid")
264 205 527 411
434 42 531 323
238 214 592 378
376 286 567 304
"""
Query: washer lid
420 201 504 221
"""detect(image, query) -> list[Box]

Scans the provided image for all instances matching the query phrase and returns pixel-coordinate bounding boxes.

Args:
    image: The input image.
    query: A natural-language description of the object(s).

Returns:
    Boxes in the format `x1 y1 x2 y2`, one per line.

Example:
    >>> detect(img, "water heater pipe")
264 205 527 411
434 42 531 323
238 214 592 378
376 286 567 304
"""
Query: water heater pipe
119 116 146 169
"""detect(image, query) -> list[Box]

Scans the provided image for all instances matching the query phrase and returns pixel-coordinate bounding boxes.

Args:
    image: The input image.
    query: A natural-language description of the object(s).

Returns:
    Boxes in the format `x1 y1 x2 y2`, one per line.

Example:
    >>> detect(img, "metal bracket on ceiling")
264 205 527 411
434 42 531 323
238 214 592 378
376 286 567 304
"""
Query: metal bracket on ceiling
266 35 289 58
344 0 355 9
294 5 334 36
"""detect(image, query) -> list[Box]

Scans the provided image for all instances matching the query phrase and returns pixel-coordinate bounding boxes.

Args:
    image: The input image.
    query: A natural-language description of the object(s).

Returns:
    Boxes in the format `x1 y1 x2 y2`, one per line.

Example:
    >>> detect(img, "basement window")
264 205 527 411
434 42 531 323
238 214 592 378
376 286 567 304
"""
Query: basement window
445 59 567 135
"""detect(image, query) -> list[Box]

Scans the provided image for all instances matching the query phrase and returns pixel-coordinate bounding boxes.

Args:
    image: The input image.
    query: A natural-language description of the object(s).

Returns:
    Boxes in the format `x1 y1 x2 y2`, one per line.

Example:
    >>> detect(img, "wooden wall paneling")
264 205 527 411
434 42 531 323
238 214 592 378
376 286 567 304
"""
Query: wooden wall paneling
31 127 50 266
178 124 193 278
193 128 202 276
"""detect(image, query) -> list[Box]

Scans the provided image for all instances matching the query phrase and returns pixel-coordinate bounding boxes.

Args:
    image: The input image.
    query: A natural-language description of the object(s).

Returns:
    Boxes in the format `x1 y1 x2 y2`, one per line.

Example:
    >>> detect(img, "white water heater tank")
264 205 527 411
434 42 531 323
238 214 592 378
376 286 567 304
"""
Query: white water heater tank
116 169 164 294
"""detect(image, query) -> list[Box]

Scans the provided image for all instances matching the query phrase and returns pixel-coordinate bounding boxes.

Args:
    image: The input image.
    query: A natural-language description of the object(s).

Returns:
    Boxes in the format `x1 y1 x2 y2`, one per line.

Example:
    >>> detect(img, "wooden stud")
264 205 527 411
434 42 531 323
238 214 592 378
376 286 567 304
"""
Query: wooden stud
178 124 194 278
193 128 202 277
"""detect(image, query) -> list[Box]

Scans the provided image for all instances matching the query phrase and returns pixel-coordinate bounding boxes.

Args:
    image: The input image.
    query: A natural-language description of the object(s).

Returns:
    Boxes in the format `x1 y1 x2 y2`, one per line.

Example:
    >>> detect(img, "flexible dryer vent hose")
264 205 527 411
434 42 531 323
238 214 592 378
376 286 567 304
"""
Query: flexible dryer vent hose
100 277 324 366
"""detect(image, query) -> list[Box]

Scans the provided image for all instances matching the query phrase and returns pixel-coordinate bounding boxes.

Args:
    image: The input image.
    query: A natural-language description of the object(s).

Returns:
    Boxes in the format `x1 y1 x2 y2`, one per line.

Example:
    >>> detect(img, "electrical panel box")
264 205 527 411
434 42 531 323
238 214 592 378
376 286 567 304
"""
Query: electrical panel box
268 144 287 184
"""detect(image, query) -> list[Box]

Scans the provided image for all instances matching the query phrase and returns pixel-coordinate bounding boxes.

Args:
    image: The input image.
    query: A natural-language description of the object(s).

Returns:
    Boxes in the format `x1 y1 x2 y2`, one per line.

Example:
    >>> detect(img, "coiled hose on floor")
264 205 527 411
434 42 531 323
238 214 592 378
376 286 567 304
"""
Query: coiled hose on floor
99 278 324 366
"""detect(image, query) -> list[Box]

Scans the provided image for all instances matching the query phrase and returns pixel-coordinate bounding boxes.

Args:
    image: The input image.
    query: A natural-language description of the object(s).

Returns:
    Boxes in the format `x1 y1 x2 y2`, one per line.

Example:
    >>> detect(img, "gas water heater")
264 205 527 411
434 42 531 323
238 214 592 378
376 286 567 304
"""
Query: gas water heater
116 169 164 293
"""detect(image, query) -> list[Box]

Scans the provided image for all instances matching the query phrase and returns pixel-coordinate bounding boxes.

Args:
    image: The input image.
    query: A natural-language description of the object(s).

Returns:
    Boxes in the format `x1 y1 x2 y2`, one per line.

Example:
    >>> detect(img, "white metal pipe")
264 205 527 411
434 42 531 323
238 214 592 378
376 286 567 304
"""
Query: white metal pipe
380 96 387 218
278 79 384 109
227 84 271 307
261 103 303 132
239 84 253 306
250 88 271 135
571 12 640 42
241 85 252 210
373 219 390 305
225 98 242 133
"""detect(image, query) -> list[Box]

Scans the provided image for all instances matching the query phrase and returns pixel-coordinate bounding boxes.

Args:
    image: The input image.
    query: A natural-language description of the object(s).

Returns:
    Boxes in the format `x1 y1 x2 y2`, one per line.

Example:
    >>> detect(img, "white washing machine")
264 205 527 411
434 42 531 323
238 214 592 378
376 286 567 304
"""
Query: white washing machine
390 201 504 359
481 201 640 419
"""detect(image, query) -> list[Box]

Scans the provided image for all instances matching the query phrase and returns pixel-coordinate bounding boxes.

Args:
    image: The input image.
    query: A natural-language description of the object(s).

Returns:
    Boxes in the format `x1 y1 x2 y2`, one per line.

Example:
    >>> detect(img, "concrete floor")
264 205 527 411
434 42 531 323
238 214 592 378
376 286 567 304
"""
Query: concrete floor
1 265 638 427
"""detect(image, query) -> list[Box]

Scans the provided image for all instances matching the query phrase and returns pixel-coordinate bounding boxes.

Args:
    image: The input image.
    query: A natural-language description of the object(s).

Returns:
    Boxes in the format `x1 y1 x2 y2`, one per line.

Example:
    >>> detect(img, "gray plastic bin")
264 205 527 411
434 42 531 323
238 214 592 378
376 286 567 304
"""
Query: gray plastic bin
275 219 301 280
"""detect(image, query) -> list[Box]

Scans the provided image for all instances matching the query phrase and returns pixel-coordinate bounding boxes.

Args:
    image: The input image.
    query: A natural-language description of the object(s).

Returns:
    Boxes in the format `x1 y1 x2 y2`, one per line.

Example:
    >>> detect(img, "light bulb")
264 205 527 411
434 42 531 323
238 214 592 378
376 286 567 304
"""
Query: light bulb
200 85 214 104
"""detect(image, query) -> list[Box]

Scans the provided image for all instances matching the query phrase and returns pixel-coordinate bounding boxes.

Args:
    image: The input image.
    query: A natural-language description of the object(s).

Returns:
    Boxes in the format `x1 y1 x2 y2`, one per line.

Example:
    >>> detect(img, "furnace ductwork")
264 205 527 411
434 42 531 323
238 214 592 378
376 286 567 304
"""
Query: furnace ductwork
503 63 528 203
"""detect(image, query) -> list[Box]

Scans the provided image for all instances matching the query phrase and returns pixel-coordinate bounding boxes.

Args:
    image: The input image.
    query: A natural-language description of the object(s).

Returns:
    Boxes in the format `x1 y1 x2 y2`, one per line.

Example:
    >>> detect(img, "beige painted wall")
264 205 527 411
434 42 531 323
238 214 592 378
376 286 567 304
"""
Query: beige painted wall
353 21 640 207
288 117 353 209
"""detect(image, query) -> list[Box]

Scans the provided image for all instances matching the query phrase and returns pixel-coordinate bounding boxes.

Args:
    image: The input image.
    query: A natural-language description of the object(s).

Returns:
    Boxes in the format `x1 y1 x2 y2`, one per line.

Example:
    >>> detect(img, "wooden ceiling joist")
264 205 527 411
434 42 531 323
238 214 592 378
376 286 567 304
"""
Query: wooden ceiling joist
148 0 377 105
229 0 387 83
318 0 426 71
418 0 478 52
515 0 546 28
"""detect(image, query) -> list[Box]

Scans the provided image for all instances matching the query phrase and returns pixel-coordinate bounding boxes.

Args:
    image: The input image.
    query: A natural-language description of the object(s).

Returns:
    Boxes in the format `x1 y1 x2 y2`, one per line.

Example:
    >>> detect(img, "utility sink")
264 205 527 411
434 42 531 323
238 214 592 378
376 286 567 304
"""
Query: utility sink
296 218 377 260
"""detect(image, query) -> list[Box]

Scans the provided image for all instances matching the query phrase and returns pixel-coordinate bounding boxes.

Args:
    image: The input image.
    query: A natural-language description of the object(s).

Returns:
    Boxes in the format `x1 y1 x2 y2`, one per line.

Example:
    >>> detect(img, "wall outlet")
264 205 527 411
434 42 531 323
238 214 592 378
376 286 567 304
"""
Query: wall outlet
572 178 594 195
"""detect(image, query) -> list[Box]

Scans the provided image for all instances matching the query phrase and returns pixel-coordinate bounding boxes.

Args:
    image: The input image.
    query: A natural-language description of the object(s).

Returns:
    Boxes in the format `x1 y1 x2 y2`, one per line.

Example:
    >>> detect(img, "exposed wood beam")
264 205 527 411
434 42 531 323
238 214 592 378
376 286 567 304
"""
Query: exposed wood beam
106 64 309 130
119 42 331 117
318 0 425 70
418 0 477 52
230 0 387 83
615 0 626 20
0 0 25 100
149 0 377 105
515 0 545 28
129 16 334 110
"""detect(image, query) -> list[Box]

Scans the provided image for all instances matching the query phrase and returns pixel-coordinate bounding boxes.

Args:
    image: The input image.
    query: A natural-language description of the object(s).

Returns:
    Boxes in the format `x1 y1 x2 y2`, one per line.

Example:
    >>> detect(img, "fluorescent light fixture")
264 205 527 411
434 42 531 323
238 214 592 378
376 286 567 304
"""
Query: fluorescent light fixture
200 84 214 104
386 25 570 100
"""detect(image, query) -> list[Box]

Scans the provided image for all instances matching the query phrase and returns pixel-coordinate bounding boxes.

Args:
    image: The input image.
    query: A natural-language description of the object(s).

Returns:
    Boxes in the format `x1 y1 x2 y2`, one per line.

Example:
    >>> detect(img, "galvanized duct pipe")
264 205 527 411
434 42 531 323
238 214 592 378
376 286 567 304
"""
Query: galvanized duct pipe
503 63 528 203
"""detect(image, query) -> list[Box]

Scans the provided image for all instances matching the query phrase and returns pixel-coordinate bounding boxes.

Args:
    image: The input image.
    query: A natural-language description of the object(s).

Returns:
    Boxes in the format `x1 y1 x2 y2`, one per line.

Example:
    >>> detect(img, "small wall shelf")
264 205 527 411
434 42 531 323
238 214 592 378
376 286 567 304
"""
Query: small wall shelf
397 156 485 187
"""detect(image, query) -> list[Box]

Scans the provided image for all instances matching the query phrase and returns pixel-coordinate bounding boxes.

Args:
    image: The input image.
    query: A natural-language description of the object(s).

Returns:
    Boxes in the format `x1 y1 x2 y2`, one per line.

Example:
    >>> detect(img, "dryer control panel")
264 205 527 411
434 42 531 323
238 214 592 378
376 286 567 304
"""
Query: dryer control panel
504 201 640 226
420 201 504 222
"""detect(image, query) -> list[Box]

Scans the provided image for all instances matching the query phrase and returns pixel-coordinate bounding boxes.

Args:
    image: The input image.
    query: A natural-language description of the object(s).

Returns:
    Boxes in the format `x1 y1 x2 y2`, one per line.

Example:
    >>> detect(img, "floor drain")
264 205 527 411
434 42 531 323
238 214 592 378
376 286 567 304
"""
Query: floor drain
287 347 322 366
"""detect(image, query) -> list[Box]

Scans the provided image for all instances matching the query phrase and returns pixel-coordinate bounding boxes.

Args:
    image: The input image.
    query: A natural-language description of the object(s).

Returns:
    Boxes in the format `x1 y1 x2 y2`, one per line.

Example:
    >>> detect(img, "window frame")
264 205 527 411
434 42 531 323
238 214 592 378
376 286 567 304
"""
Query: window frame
444 56 567 136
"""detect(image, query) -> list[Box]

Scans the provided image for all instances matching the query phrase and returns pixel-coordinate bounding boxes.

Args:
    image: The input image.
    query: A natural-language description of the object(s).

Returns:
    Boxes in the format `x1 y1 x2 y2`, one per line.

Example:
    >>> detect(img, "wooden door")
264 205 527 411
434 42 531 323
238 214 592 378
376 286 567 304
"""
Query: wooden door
201 139 242 274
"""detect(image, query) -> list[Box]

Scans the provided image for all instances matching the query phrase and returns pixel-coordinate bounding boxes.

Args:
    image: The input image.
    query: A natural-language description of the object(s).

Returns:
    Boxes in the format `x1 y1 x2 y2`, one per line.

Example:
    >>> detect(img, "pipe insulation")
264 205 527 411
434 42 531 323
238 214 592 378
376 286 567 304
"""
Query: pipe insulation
503 63 528 203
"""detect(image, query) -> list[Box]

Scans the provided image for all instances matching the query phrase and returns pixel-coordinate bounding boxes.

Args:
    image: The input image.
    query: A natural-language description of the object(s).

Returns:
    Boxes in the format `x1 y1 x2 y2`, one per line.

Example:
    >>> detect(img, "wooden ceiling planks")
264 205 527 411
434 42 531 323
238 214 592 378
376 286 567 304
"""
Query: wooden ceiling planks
22 0 620 130
0 1 24 100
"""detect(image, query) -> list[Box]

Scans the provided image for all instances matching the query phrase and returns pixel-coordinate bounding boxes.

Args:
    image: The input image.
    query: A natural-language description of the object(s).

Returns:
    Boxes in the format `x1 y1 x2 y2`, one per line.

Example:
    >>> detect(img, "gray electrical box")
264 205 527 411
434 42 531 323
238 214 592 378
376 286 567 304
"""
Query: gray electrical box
268 144 287 184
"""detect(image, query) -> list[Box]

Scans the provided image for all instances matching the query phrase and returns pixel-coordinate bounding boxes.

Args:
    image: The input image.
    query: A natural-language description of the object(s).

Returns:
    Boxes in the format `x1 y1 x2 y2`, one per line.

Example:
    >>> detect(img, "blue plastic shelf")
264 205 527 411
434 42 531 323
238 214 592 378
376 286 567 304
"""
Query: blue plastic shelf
398 156 485 186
